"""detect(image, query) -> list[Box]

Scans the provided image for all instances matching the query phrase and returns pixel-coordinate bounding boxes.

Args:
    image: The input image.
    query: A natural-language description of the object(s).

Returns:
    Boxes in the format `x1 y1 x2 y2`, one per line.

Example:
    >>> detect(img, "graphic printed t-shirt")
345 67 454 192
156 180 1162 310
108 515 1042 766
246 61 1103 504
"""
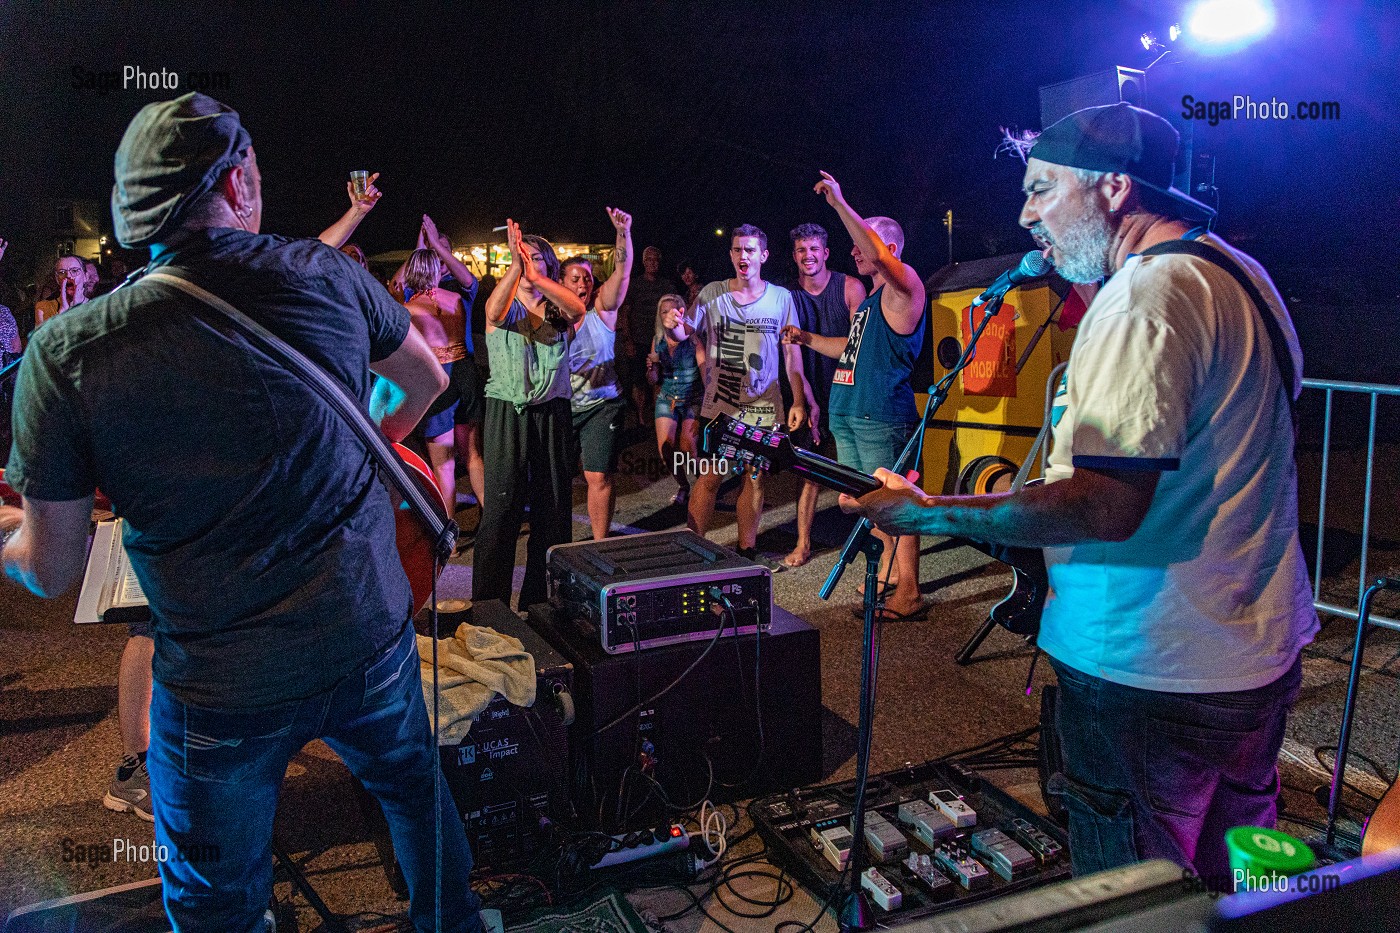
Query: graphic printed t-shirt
691 280 797 426
1037 233 1318 694
827 286 922 424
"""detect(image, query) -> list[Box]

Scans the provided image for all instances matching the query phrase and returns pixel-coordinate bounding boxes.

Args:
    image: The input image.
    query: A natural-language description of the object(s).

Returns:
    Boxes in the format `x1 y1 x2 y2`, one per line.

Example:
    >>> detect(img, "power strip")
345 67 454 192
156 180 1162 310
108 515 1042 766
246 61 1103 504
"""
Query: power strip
591 824 691 869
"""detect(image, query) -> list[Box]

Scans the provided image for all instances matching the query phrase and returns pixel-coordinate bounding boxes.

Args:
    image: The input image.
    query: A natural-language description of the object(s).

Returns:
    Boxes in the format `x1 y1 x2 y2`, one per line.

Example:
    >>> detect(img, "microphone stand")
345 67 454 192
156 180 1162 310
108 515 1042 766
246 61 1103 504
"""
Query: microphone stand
825 290 1012 932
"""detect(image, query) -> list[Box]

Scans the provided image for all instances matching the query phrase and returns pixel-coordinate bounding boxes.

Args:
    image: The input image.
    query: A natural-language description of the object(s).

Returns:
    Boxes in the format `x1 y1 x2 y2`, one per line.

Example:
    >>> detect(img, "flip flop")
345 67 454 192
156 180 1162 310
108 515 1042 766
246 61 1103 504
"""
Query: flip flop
849 583 893 616
871 603 929 623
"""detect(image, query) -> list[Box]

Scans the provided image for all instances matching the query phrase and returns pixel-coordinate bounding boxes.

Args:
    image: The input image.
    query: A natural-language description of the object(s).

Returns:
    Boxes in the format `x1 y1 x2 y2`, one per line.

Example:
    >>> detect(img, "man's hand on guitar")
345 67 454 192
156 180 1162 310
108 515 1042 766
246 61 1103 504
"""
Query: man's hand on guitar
839 467 933 536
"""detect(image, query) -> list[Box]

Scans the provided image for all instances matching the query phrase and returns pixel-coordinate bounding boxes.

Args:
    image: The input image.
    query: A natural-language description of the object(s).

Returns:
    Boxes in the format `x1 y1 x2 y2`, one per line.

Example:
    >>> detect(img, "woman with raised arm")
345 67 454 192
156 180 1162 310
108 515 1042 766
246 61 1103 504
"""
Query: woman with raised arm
565 207 634 540
473 220 587 611
400 247 468 501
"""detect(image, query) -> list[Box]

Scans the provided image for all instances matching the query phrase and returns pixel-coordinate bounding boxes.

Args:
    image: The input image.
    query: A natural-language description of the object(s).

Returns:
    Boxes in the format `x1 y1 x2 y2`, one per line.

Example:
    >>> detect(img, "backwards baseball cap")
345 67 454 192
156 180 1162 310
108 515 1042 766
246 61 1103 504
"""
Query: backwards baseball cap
1029 102 1215 220
112 92 252 248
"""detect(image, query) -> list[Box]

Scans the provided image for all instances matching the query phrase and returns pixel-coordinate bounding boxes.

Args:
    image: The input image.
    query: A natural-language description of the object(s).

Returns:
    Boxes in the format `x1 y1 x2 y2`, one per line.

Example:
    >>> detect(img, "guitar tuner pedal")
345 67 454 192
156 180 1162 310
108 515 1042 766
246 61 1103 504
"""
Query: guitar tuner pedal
930 788 977 828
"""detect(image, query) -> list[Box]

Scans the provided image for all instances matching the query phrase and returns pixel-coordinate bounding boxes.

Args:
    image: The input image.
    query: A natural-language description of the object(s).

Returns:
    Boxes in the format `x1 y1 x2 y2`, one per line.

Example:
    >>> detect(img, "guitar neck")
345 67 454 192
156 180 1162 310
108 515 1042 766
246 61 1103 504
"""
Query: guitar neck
787 446 883 498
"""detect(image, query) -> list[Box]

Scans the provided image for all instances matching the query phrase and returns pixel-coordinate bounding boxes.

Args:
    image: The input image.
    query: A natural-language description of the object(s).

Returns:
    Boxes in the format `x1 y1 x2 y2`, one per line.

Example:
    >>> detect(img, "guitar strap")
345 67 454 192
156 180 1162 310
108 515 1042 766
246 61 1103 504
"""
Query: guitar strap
1138 237 1299 432
142 268 454 933
1008 360 1068 493
141 271 458 558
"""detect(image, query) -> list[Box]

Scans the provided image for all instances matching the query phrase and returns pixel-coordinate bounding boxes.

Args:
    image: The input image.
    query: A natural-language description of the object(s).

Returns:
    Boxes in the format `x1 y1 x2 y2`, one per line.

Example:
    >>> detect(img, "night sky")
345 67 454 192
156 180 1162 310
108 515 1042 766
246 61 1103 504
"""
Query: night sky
2 0 1396 299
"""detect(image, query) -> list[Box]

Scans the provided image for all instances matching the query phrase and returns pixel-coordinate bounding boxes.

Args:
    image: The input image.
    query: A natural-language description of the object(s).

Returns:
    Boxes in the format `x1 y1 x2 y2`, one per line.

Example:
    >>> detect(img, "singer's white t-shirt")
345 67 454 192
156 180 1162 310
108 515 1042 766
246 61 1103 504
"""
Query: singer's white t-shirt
1037 233 1318 693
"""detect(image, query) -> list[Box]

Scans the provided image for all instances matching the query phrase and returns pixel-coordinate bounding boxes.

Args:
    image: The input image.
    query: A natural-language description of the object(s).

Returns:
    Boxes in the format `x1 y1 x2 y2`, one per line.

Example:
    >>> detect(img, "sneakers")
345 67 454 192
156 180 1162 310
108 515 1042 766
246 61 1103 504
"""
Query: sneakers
479 909 505 933
670 487 689 506
104 756 154 822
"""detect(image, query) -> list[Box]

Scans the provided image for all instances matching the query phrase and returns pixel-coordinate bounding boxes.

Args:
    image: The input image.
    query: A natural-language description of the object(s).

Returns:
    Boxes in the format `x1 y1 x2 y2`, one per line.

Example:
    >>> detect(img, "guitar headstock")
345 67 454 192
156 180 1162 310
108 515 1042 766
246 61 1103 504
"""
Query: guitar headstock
702 414 797 477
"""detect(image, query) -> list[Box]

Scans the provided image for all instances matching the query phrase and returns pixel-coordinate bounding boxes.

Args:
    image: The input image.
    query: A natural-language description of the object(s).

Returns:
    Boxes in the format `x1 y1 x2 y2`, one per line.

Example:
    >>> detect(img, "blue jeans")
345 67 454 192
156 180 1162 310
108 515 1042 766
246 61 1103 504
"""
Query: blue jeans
1047 654 1302 881
147 622 482 933
827 414 917 474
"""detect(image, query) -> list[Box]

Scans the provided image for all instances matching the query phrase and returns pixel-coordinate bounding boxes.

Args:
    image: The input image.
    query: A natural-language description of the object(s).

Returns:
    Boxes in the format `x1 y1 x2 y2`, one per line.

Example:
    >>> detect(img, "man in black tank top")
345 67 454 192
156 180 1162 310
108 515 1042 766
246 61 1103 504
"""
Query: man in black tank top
782 223 867 567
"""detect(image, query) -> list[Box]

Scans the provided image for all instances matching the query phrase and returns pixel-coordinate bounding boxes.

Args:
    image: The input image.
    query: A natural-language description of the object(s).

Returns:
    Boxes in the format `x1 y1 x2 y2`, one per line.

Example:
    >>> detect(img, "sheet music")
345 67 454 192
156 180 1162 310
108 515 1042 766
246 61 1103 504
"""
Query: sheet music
117 557 144 605
75 519 149 624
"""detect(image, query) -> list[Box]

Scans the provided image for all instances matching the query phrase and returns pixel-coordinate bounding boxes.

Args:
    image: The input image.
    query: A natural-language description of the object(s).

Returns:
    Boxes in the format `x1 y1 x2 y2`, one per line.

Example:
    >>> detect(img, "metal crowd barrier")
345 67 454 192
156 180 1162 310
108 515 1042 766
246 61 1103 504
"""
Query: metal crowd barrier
1304 377 1400 635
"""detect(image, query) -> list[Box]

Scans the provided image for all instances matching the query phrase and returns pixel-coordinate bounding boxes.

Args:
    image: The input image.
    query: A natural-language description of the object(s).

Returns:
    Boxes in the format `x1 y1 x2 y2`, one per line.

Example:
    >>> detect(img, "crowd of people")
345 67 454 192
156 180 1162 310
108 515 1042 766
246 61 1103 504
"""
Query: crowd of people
2 171 923 590
1 91 1320 933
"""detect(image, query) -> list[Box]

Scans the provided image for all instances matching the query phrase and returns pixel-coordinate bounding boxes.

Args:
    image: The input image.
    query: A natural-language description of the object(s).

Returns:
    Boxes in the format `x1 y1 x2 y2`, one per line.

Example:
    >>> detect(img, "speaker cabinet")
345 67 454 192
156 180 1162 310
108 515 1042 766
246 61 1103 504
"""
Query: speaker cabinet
529 603 822 830
1039 66 1145 128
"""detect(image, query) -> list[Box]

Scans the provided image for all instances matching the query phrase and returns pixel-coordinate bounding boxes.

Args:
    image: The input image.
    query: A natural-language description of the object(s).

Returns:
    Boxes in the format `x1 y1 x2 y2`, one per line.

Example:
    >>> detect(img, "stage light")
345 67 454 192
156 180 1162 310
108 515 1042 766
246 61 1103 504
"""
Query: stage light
1141 32 1159 51
1169 23 1182 42
1185 0 1274 48
714 228 724 236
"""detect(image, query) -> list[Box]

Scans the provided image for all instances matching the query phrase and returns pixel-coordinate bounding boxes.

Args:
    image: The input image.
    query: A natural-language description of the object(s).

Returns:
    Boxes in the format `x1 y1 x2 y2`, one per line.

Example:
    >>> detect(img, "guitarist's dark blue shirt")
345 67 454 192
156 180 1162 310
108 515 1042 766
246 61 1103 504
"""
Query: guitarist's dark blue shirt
7 228 414 709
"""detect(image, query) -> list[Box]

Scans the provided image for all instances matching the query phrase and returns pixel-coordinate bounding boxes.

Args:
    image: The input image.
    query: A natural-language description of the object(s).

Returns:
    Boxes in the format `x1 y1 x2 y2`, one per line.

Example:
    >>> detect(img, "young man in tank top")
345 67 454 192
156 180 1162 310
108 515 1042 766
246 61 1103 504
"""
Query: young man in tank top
782 223 867 568
782 173 926 620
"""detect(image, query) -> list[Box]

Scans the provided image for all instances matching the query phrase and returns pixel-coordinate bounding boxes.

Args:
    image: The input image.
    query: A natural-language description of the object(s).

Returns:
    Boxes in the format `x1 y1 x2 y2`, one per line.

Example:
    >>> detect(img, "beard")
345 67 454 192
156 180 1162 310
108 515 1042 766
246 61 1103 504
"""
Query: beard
1040 201 1115 284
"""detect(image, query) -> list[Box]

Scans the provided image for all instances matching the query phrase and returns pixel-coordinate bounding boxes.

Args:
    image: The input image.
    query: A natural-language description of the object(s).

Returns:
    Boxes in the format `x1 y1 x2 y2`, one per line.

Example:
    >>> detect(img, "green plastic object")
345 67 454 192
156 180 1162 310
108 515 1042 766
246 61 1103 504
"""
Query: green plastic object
1225 826 1316 891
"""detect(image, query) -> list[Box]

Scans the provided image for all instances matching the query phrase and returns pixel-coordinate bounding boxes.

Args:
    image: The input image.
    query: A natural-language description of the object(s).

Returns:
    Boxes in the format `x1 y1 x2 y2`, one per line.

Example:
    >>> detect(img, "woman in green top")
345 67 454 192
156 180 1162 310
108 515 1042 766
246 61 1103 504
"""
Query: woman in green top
472 220 587 610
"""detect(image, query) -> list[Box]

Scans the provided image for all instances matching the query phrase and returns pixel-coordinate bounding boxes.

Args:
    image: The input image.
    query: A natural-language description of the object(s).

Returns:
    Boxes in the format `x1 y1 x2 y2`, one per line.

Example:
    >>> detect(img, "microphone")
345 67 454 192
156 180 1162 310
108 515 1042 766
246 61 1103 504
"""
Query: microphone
971 250 1052 308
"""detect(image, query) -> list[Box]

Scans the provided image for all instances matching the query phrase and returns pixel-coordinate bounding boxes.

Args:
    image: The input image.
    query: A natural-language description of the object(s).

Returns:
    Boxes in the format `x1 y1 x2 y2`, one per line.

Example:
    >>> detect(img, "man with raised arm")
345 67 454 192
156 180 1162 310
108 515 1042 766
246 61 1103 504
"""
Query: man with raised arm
783 173 926 620
420 213 487 511
318 170 383 248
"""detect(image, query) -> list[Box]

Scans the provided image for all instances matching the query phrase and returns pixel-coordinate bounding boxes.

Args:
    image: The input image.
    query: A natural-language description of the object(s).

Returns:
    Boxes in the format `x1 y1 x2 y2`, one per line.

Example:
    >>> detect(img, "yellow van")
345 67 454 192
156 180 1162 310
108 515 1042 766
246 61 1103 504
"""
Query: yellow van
916 255 1092 495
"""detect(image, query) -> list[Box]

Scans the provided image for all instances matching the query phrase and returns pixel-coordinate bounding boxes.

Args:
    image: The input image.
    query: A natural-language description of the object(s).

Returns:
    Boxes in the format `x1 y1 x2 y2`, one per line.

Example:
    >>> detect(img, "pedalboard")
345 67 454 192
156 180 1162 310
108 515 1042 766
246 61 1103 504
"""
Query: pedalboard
750 760 1070 923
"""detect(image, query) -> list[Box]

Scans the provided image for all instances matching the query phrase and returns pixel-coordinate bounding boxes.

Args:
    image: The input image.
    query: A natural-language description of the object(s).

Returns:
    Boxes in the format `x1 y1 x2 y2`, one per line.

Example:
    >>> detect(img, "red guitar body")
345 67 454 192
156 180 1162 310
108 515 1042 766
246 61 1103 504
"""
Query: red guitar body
0 469 111 512
390 443 452 613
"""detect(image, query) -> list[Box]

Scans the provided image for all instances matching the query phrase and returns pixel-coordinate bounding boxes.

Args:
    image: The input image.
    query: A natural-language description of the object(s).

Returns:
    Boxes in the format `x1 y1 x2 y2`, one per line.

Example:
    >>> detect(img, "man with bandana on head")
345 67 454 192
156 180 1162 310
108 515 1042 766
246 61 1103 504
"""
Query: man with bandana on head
841 104 1317 879
0 94 486 933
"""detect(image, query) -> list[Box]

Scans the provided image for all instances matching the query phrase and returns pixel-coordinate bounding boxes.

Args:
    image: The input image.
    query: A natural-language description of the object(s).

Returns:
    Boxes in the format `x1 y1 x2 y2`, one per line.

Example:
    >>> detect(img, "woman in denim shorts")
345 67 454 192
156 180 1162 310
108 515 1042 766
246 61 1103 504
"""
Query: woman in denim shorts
647 294 705 505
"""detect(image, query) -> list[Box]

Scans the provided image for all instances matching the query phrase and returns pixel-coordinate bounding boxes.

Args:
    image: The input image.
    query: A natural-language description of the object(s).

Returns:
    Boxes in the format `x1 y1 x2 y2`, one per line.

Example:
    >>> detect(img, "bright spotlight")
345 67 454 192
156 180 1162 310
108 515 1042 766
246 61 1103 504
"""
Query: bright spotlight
1169 23 1182 42
1140 32 1158 51
1185 0 1274 48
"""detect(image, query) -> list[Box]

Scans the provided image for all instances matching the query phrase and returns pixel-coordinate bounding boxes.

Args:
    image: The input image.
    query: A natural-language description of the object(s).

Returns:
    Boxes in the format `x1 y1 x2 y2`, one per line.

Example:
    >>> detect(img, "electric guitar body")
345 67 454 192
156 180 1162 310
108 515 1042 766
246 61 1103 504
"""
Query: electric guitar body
0 469 113 516
389 443 452 613
1363 780 1400 856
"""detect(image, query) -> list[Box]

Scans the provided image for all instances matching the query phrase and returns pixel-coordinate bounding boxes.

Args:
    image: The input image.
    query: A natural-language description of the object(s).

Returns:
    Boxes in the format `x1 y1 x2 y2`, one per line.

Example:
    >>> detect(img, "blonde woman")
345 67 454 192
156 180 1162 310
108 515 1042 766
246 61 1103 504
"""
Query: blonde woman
401 248 468 501
648 294 705 505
